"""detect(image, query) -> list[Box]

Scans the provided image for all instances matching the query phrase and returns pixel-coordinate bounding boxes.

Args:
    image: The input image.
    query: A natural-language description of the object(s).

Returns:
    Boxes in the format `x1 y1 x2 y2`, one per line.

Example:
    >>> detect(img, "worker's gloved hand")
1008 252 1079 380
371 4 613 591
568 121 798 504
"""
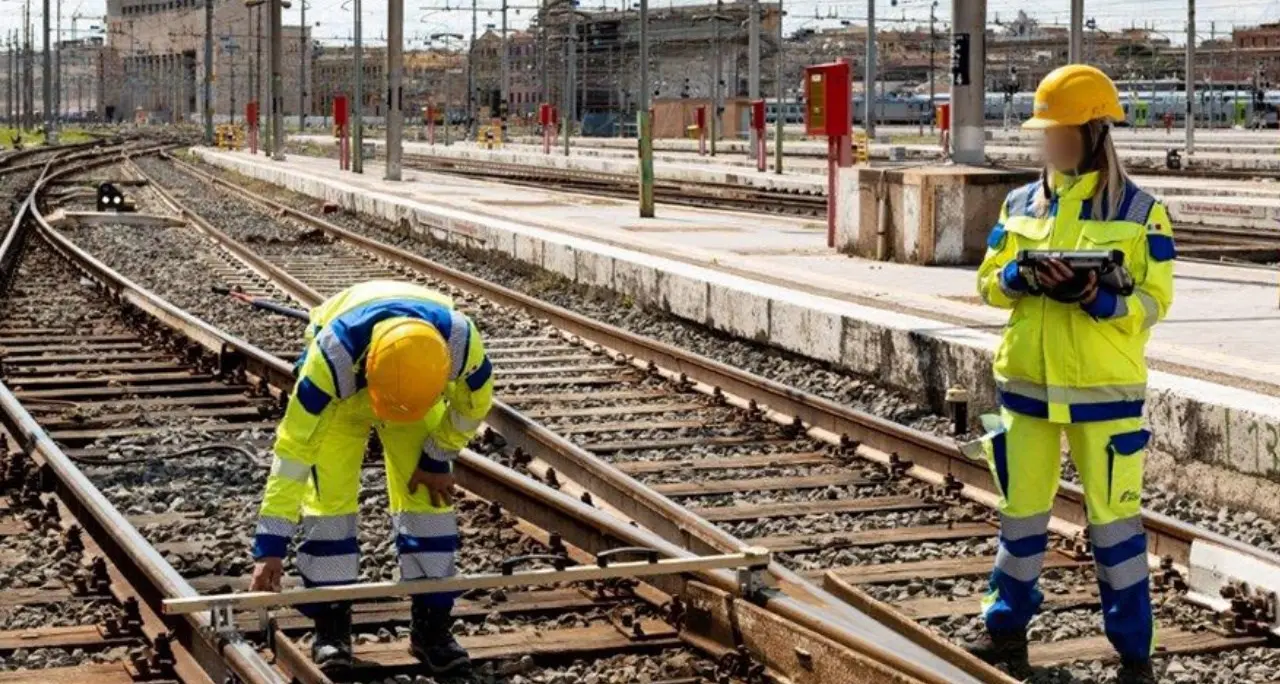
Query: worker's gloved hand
1096 262 1135 297
1033 259 1097 303
408 470 456 508
250 557 284 592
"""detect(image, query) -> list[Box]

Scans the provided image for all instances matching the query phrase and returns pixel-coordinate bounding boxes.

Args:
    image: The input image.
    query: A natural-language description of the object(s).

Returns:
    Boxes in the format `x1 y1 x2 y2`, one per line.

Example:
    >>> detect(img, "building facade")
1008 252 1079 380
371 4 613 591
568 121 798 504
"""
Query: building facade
104 0 310 122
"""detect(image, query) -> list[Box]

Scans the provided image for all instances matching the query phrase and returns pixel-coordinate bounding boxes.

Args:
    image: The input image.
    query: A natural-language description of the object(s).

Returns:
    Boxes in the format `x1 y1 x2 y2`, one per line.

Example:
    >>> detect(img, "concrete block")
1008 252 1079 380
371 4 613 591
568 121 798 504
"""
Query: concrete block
901 183 923 262
542 241 577 280
1226 408 1263 476
514 233 546 269
575 249 614 289
707 283 770 342
769 299 843 364
661 272 709 324
612 260 661 308
840 317 883 378
834 167 859 251
1191 400 1231 468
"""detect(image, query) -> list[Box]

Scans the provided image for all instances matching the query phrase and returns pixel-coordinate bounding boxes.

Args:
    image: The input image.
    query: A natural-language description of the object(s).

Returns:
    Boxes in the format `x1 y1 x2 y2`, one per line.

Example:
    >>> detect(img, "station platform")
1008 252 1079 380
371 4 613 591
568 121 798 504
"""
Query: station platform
294 134 830 189
193 147 1280 509
297 135 1280 232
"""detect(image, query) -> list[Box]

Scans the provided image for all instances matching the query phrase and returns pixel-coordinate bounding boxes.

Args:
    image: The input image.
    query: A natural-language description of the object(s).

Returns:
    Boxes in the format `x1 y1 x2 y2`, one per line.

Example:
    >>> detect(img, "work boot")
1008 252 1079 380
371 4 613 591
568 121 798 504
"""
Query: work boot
311 605 353 673
410 604 471 674
964 629 1031 678
1117 659 1156 684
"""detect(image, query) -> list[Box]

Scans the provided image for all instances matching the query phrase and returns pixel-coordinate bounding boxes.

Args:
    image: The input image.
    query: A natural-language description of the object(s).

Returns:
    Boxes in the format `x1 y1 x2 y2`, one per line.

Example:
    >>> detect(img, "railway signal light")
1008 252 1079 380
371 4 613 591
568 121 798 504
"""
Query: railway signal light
96 183 133 213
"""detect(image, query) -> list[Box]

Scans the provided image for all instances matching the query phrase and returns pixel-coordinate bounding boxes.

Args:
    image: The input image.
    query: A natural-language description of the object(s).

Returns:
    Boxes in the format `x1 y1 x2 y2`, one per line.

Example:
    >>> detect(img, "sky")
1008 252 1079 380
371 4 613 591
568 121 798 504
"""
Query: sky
5 0 1280 49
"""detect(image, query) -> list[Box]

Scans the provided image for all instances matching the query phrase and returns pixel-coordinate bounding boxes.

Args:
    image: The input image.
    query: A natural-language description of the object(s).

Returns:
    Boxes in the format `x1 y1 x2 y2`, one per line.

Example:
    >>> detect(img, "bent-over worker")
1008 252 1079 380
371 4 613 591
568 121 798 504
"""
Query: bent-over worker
969 65 1175 684
249 280 494 675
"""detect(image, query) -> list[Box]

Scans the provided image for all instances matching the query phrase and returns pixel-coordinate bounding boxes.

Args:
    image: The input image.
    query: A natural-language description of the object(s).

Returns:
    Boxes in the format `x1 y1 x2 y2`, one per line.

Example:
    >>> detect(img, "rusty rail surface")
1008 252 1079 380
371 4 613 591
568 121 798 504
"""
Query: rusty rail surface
0 142 974 684
162 150 1280 678
154 152 1007 684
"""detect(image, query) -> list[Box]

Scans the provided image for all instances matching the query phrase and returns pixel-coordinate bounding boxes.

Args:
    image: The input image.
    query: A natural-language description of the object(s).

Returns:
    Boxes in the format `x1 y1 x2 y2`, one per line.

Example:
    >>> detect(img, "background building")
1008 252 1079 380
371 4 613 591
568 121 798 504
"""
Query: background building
103 0 311 122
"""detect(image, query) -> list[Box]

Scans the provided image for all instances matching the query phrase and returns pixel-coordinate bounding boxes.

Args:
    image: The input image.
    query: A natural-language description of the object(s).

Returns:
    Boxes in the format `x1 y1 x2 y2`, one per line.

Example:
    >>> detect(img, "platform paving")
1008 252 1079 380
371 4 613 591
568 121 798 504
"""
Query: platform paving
194 147 1280 490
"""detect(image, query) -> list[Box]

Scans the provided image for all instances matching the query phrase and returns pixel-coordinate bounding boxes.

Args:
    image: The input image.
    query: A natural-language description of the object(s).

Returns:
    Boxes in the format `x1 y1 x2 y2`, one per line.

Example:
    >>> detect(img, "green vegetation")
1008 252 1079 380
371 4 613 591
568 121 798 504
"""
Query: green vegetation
0 126 97 148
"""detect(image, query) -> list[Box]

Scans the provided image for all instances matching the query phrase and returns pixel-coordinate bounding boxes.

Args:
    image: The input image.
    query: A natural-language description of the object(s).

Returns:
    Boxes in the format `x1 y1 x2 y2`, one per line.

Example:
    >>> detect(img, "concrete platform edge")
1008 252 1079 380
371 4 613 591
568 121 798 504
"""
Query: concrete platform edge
193 148 1280 486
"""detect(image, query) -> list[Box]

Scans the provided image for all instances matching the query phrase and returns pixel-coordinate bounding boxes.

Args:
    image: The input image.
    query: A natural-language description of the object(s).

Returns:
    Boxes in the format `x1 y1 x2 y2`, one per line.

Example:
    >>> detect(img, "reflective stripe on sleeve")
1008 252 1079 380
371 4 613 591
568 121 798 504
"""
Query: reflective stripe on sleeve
1136 291 1160 330
449 410 482 433
448 312 469 379
316 328 357 398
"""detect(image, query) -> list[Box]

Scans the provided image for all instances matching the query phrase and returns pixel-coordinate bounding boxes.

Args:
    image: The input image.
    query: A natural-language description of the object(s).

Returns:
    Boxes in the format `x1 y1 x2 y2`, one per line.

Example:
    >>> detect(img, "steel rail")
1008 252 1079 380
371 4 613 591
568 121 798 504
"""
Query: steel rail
0 145 290 684
164 151 1280 675
17 147 950 684
153 153 1008 684
162 154 1280 574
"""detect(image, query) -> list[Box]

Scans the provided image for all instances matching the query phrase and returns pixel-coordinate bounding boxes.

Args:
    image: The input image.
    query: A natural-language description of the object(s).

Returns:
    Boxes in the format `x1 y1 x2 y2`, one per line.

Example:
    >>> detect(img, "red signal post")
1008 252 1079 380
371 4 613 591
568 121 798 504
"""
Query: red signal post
750 99 766 171
246 101 260 155
695 105 708 156
804 61 853 248
539 103 557 154
333 96 350 170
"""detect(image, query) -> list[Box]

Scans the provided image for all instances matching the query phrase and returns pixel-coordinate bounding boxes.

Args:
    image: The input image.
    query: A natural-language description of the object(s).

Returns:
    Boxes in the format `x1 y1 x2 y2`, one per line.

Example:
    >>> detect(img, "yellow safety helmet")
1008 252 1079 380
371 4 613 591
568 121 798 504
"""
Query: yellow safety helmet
1023 64 1125 130
366 319 451 423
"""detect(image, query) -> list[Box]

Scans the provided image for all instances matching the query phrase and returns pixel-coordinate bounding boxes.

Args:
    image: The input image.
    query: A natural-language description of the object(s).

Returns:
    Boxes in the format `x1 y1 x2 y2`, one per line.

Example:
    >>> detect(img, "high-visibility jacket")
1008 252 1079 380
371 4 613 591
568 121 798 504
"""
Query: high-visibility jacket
977 171 1175 424
255 281 493 557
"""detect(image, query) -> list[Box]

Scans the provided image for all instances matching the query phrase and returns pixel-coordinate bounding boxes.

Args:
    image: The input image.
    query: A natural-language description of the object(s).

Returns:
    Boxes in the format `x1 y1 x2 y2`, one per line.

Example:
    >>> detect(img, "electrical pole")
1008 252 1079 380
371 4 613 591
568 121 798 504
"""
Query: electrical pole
299 0 306 130
563 6 575 155
352 0 363 172
468 0 476 138
774 0 783 173
864 0 875 136
638 0 652 217
41 0 51 140
1069 0 1082 63
53 0 59 127
748 0 759 159
248 7 255 125
929 1 936 134
229 43 236 123
1186 0 1194 155
500 0 508 129
950 0 985 164
203 0 213 142
385 0 402 179
710 0 722 156
270 0 283 159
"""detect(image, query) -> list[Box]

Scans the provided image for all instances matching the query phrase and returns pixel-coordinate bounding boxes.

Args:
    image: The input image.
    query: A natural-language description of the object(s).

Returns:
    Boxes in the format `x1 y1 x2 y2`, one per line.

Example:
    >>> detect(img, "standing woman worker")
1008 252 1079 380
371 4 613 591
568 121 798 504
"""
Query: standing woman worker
968 65 1175 684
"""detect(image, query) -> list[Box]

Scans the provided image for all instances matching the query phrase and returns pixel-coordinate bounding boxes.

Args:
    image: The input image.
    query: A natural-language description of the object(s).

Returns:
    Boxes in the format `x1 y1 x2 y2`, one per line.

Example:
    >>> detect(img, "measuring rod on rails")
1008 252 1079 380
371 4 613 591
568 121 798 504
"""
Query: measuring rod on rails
164 548 771 627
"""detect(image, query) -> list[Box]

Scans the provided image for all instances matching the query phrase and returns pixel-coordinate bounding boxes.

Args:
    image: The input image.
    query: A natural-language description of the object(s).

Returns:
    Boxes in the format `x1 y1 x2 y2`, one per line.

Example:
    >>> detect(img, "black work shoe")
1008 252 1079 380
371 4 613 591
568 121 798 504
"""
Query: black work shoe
311 605 354 673
964 629 1031 678
410 604 471 674
1117 659 1156 684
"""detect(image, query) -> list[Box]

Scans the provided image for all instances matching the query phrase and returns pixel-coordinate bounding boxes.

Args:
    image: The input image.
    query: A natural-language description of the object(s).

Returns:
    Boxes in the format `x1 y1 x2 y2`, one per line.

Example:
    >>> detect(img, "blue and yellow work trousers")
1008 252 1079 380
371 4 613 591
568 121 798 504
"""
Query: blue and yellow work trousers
291 394 458 616
968 409 1154 662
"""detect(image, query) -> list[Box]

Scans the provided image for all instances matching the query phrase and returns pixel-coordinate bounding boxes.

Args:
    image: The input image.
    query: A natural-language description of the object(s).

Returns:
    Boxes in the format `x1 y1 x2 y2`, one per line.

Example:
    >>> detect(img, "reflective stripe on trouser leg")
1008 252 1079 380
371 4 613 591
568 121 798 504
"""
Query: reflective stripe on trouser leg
979 410 1062 633
1091 516 1154 661
982 511 1051 632
297 513 360 618
377 408 458 610
1066 417 1153 661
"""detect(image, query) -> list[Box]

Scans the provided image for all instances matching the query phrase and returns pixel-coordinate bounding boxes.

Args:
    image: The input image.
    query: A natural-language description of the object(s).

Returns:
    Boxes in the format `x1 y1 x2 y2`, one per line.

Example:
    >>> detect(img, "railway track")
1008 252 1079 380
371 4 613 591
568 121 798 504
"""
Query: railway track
102 152 1280 682
0 147 931 684
395 150 1278 264
400 154 828 219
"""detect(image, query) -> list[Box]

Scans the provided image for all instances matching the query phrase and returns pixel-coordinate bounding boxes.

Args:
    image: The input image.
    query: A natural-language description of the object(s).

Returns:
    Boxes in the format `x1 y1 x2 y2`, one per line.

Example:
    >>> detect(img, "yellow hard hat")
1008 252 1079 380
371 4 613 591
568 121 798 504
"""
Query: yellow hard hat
1023 64 1125 130
366 319 451 423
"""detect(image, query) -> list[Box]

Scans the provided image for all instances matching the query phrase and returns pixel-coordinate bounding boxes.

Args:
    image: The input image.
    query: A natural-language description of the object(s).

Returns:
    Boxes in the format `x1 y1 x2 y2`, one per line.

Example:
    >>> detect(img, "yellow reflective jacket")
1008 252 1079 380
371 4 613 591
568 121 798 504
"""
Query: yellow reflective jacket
977 172 1175 424
259 281 493 533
